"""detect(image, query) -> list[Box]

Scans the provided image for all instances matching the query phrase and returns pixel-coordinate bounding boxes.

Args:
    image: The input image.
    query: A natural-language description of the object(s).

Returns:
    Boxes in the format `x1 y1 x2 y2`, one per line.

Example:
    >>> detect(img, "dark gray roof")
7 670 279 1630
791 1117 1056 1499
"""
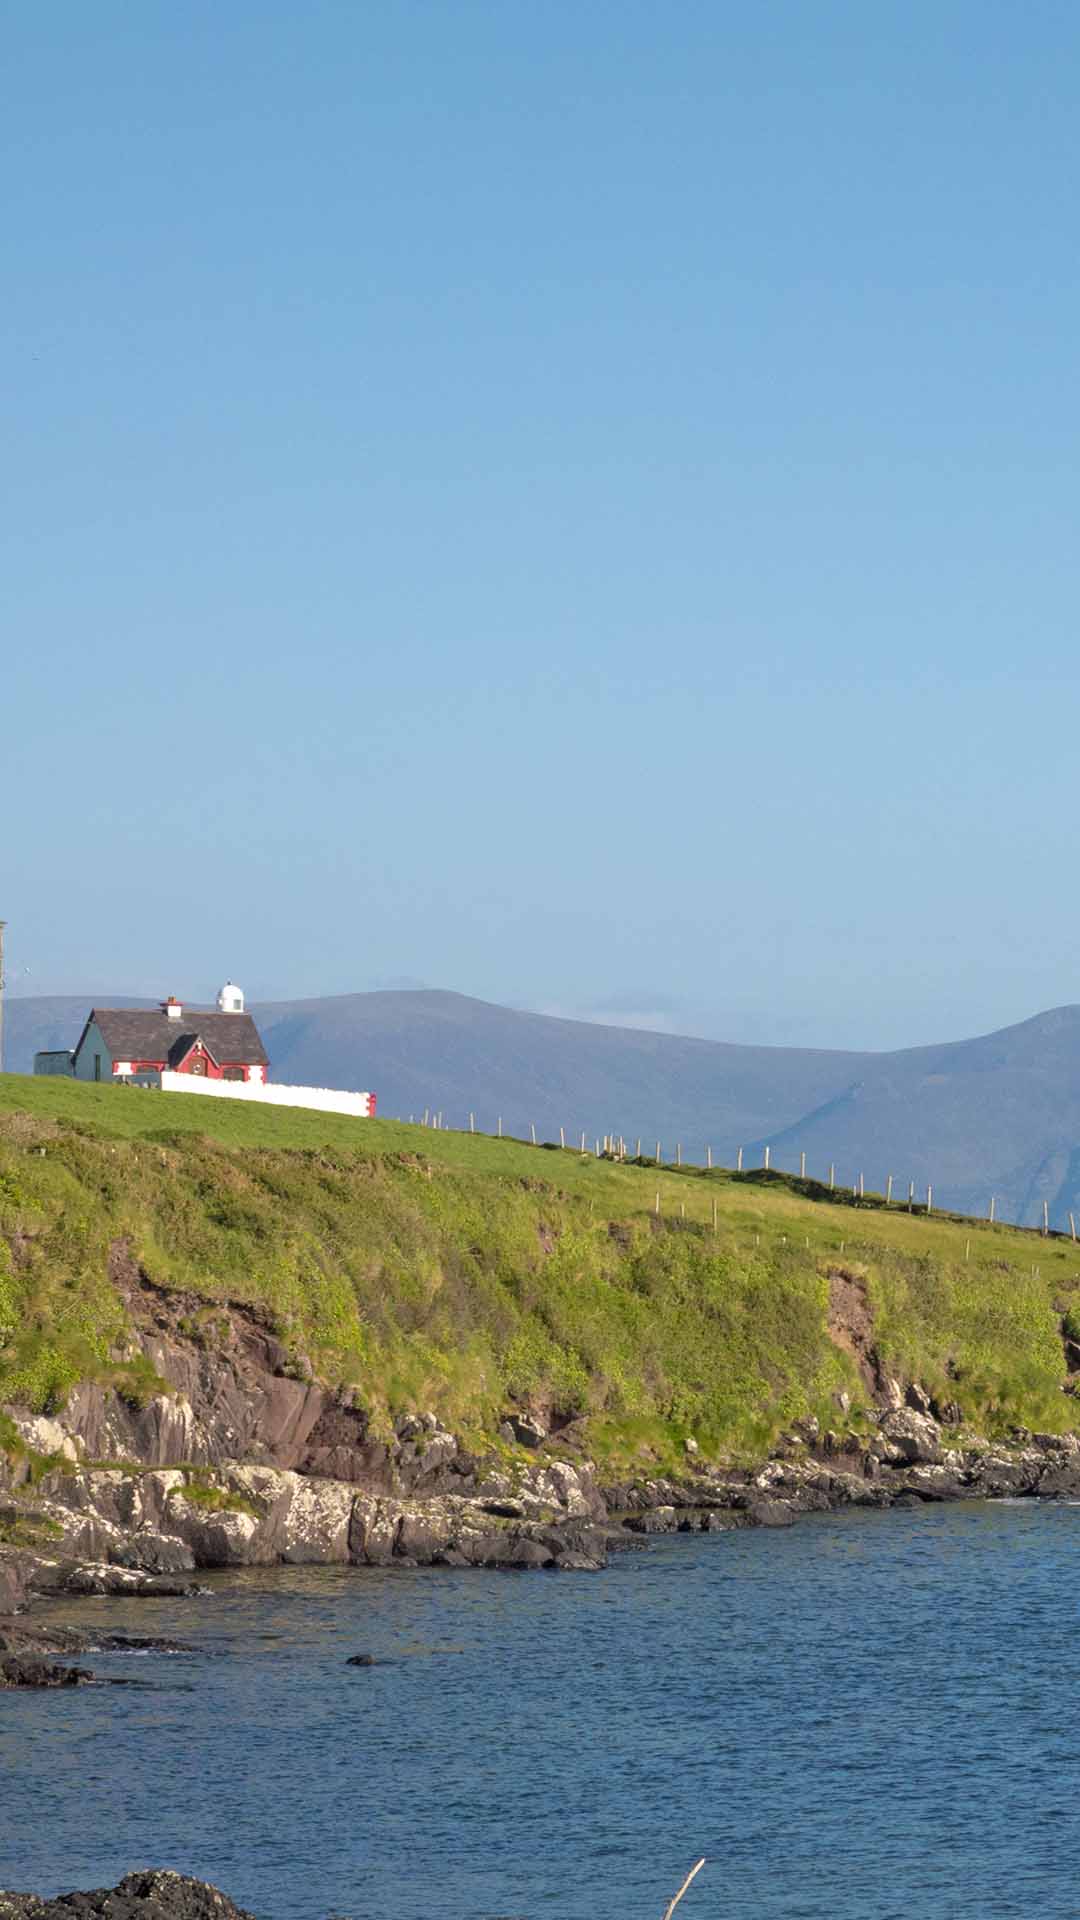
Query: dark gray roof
76 1007 269 1069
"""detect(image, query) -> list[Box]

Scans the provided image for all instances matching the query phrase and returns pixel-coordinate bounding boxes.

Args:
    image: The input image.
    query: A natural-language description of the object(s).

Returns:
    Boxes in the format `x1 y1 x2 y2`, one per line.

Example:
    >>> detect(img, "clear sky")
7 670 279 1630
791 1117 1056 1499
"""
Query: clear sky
5 2 1080 1049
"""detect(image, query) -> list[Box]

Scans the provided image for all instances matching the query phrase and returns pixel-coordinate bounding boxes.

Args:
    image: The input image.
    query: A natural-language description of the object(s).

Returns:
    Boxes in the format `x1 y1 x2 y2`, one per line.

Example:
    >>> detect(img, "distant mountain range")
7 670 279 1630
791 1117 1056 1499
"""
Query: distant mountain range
7 988 1080 1231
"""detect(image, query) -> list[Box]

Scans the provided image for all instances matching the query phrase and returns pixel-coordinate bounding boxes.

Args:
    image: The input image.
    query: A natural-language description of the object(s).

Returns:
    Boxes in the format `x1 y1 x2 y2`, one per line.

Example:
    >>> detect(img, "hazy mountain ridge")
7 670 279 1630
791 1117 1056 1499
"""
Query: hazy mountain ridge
6 989 1080 1229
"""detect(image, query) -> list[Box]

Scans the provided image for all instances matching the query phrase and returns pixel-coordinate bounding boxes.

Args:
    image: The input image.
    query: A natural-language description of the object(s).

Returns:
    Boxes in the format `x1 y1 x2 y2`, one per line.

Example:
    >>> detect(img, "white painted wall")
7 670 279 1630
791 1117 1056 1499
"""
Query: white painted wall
132 1071 374 1118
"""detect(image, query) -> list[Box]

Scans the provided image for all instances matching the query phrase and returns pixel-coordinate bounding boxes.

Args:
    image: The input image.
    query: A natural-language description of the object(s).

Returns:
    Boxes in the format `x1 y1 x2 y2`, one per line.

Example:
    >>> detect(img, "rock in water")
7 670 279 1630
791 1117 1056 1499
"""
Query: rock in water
0 1870 257 1920
345 1652 378 1666
0 1656 92 1689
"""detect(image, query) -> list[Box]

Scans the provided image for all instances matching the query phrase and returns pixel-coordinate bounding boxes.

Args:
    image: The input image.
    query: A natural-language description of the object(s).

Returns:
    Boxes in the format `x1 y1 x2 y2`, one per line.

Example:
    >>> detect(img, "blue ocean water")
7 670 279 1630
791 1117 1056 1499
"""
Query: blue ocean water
3 1502 1080 1920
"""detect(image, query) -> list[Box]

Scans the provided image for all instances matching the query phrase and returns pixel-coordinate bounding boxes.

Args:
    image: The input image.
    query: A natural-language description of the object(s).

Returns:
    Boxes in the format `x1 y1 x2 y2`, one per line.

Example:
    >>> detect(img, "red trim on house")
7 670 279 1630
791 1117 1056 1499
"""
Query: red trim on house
113 1053 262 1082
170 1039 223 1079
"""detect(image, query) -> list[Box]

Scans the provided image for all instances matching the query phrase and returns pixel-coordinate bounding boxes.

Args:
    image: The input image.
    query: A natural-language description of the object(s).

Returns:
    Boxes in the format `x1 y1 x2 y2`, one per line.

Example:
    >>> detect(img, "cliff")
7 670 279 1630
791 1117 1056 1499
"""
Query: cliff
4 1074 1080 1604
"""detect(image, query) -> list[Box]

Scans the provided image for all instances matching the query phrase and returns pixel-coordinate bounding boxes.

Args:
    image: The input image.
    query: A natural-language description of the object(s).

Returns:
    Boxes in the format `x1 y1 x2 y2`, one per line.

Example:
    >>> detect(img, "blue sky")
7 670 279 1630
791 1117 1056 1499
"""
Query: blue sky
4 2 1079 1049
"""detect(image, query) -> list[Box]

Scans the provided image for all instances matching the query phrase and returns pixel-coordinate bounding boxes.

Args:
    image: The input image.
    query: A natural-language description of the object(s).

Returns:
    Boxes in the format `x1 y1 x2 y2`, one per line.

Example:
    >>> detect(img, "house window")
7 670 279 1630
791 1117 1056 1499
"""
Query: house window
94 1055 101 1082
190 1057 207 1076
223 1067 244 1082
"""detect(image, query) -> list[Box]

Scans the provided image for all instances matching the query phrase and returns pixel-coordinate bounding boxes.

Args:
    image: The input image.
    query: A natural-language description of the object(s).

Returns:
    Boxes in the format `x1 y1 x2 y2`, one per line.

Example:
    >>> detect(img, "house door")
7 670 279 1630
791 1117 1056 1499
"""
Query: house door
190 1056 207 1076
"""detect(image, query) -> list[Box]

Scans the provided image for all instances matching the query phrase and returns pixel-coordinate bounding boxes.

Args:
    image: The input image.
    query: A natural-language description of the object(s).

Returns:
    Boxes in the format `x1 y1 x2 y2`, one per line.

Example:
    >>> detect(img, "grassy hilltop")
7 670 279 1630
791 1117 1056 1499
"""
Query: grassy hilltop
1 1073 1077 1469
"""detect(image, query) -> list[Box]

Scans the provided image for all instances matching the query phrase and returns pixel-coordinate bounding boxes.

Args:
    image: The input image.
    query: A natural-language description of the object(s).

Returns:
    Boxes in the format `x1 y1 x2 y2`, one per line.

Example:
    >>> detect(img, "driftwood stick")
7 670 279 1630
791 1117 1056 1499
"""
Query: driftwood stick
662 1858 706 1920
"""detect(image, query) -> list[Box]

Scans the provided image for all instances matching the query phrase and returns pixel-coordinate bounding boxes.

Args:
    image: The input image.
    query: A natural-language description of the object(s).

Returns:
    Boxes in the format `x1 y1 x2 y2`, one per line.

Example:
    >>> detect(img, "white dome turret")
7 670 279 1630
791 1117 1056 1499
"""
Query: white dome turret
217 981 244 1014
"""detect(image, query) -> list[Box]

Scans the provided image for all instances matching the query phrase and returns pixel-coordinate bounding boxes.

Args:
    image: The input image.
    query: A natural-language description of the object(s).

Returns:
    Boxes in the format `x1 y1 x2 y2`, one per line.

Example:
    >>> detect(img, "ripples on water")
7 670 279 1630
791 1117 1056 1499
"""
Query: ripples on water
3 1503 1080 1919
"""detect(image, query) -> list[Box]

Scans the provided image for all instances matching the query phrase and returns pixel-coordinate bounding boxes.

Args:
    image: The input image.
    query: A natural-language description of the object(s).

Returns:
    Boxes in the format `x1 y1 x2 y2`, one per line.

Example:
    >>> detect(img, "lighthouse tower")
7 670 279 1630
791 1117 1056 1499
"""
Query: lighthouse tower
217 980 245 1014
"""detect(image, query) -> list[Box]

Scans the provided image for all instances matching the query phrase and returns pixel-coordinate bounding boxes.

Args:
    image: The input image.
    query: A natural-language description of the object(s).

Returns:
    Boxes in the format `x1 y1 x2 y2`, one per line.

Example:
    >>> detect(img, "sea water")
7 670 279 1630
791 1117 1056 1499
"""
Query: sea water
3 1501 1080 1920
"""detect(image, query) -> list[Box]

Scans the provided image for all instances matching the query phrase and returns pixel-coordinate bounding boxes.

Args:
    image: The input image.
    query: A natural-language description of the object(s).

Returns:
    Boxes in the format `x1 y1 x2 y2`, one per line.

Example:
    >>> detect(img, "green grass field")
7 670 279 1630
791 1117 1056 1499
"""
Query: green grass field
1 1071 1076 1468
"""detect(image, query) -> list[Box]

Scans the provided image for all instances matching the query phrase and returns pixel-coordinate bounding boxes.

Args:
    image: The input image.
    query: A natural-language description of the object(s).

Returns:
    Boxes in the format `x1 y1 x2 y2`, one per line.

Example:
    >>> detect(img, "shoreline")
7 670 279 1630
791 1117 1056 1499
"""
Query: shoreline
5 1406 1080 1662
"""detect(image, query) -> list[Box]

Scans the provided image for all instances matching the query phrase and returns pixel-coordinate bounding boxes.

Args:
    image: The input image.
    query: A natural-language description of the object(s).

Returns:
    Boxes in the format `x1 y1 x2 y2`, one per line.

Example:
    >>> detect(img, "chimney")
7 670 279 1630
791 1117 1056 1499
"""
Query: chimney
161 996 183 1021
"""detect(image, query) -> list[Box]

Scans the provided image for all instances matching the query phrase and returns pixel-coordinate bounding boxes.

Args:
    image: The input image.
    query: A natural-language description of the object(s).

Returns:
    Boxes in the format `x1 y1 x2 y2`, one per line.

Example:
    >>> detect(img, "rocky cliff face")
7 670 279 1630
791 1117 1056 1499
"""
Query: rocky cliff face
7 1250 1080 1616
0 1257 611 1591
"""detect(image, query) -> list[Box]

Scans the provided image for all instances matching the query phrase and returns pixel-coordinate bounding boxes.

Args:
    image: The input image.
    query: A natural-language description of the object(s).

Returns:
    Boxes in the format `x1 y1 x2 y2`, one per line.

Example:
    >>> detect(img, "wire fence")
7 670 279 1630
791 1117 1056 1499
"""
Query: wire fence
391 1108 1073 1245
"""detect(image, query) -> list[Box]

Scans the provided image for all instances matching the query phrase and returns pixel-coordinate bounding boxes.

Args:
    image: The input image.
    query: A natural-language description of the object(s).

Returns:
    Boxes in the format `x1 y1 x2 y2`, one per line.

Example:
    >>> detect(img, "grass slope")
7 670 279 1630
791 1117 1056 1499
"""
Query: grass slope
16 990 1080 1230
1 1073 1076 1468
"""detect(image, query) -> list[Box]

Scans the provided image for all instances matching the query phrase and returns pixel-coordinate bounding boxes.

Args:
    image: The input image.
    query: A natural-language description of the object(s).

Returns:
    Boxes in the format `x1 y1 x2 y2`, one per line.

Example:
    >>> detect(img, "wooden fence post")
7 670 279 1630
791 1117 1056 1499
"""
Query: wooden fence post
712 1199 717 1231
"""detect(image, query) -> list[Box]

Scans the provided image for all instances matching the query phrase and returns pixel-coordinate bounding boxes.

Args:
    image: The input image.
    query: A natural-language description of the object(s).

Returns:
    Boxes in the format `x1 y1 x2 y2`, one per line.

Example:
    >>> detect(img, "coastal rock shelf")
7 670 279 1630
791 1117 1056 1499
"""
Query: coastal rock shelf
6 1400 1080 1629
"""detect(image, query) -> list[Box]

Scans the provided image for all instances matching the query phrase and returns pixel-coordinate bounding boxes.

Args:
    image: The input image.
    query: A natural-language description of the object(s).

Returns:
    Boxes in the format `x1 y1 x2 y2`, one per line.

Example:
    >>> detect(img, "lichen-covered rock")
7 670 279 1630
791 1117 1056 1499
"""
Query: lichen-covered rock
525 1460 598 1519
276 1476 353 1564
747 1499 797 1528
624 1506 679 1534
348 1493 399 1565
108 1535 196 1575
45 1561 197 1599
878 1407 944 1465
396 1510 455 1561
7 1416 81 1464
968 1450 1043 1496
457 1530 554 1569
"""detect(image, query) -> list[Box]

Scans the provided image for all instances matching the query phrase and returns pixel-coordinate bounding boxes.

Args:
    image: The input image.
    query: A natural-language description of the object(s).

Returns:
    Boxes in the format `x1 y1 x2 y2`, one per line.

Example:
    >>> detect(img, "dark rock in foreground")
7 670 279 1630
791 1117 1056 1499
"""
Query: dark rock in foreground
0 1655 92 1689
0 1871 255 1920
0 1624 194 1659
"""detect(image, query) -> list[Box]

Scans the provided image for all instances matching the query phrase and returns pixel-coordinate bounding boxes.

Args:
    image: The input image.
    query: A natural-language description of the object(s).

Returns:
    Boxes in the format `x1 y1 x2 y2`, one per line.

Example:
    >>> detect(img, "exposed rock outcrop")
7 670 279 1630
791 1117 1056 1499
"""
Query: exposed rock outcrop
0 1871 255 1920
8 1242 1080 1613
0 1655 91 1688
0 1448 610 1601
876 1407 944 1465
